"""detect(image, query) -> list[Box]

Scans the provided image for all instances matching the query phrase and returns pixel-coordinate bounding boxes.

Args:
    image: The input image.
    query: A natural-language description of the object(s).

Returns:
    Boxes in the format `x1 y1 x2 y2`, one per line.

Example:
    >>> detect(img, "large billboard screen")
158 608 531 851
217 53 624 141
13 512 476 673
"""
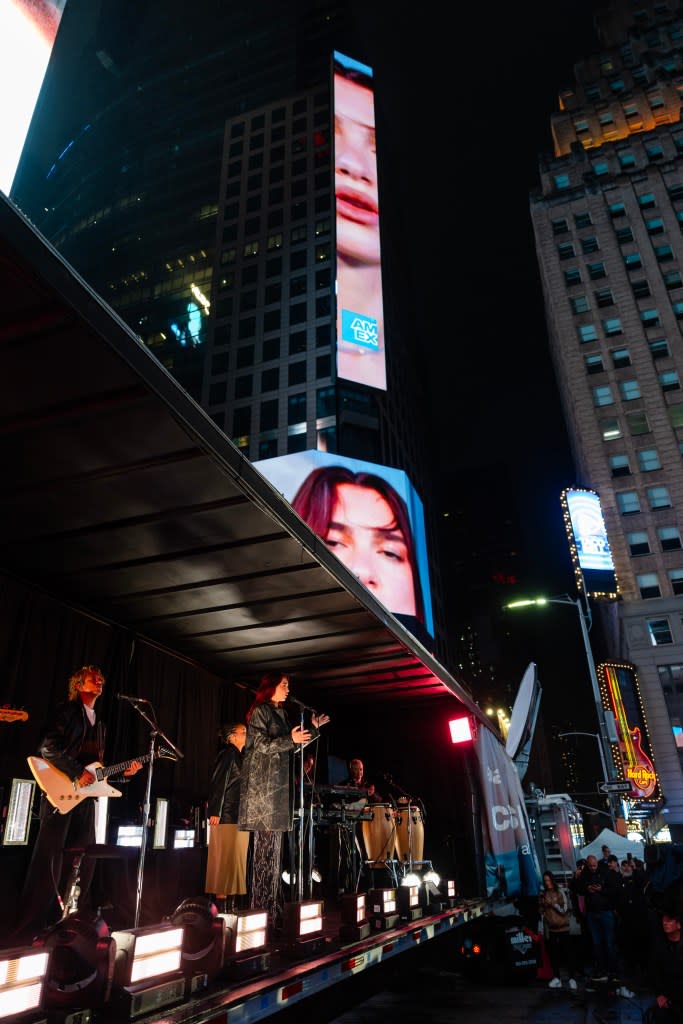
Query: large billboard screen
253 450 433 638
561 487 618 600
333 51 386 391
598 661 660 804
1 0 67 195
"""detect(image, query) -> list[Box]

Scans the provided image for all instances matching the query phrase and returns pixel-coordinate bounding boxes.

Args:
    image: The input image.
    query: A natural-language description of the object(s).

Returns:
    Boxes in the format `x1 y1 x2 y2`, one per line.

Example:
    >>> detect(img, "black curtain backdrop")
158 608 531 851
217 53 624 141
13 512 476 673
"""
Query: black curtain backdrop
0 570 253 933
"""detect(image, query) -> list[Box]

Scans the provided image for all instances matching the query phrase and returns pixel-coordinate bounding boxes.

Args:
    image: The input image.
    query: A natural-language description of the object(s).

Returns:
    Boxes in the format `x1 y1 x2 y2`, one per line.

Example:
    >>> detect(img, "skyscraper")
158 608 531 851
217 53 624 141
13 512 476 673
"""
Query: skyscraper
11 0 448 662
531 0 683 837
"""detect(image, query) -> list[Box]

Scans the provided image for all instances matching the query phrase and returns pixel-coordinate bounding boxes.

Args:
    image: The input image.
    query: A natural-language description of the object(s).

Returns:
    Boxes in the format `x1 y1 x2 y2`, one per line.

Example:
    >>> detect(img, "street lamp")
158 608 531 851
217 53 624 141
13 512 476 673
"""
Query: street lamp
504 594 618 828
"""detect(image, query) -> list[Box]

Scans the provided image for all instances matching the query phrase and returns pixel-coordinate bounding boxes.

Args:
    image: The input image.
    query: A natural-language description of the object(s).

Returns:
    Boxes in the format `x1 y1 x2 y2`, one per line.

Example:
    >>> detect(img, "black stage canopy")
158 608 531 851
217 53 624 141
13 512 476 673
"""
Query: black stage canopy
0 193 484 718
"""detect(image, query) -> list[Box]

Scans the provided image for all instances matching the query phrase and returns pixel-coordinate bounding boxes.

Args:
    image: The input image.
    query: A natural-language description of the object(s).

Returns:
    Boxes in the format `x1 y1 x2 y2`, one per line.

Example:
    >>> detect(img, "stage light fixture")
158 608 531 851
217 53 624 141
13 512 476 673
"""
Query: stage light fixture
441 879 458 908
339 893 370 943
449 716 473 744
3 779 35 846
169 898 224 990
153 798 169 849
220 910 271 981
108 924 185 1019
397 883 423 922
0 946 50 1020
94 796 109 845
367 888 399 932
281 900 326 959
423 869 441 887
116 825 143 848
32 911 115 1014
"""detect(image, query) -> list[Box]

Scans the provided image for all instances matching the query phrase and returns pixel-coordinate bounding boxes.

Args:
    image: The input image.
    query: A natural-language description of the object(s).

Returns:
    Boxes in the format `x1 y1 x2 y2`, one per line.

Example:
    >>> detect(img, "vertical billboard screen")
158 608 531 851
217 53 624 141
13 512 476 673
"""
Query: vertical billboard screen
598 661 660 804
1 0 67 195
333 51 387 391
561 487 618 600
253 450 433 639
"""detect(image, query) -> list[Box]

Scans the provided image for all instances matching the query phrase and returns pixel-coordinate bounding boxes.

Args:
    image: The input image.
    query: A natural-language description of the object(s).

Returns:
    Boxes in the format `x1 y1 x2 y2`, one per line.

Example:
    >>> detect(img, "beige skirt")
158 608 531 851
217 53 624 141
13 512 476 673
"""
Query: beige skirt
205 823 250 896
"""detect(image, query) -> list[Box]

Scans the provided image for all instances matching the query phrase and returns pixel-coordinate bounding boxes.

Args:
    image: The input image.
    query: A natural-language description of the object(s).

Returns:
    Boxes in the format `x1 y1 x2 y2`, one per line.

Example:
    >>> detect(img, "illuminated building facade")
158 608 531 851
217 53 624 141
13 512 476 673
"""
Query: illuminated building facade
530 0 683 835
10 0 448 661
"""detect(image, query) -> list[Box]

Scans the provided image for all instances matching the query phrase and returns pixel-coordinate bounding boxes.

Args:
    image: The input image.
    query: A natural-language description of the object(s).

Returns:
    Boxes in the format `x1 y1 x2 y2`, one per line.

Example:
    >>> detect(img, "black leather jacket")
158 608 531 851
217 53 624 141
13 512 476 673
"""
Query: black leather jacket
39 700 106 781
207 742 244 823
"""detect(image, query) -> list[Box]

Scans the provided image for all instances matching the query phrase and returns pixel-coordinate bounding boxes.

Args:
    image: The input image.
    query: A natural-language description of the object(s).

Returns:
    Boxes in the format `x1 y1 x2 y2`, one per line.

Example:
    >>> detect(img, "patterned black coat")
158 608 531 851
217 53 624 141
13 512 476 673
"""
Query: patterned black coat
238 703 318 832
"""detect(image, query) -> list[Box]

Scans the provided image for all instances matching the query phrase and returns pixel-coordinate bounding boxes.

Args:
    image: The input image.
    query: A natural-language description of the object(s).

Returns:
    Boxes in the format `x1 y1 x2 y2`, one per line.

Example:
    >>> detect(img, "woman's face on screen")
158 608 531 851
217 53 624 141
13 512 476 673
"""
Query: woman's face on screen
323 483 416 616
334 73 380 266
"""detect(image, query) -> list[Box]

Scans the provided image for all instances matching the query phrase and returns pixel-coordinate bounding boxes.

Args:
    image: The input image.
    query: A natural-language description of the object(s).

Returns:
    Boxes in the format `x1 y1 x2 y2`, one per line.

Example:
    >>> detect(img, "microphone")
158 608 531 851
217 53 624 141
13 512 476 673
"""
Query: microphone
116 693 149 704
287 696 318 714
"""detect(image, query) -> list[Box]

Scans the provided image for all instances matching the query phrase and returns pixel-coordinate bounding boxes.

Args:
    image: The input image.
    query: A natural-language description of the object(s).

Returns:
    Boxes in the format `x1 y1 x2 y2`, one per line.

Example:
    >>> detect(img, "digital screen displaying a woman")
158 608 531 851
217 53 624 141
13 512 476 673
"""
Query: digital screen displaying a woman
291 465 424 624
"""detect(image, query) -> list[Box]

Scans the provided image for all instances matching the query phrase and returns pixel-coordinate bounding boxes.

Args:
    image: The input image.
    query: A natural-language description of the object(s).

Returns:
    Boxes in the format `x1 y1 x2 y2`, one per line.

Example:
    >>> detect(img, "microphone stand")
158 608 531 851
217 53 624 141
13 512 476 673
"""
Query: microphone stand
288 698 318 903
128 700 183 928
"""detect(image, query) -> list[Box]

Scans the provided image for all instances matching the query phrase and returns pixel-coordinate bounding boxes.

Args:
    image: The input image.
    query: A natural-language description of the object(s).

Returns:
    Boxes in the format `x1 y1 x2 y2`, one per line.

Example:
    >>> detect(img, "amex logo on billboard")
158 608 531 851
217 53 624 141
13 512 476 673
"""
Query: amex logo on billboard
597 661 660 803
333 51 386 391
253 449 433 640
561 487 618 600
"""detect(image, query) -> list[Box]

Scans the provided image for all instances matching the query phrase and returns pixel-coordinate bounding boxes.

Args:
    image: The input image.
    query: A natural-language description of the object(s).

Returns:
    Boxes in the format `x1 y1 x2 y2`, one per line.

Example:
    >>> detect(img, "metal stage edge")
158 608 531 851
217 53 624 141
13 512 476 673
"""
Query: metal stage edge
139 900 490 1024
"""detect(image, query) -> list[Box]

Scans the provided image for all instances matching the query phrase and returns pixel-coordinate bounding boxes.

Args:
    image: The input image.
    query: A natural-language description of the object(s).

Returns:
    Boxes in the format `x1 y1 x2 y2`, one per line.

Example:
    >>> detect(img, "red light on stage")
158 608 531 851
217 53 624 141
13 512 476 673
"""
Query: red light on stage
448 716 473 744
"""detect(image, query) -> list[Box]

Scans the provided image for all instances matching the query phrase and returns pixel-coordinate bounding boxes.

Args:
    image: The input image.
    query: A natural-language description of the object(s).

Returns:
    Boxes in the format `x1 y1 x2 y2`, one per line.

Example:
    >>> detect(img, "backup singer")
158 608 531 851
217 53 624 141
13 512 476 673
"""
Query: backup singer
205 722 249 912
13 665 142 941
238 672 329 928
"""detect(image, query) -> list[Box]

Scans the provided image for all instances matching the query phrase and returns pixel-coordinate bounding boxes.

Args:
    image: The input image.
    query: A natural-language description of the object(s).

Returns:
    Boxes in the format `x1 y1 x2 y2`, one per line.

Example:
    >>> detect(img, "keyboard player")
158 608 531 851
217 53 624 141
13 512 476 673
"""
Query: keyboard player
340 757 383 803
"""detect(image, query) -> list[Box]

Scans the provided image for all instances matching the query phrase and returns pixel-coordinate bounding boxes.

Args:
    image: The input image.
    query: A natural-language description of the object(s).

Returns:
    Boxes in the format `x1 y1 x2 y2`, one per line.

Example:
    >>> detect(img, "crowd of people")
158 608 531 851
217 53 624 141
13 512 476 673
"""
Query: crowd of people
536 842 683 1020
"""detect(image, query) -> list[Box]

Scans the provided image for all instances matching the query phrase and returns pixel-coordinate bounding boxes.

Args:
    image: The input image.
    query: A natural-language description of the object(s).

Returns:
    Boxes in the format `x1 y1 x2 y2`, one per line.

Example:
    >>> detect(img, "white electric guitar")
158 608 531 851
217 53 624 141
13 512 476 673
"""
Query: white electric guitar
28 748 175 814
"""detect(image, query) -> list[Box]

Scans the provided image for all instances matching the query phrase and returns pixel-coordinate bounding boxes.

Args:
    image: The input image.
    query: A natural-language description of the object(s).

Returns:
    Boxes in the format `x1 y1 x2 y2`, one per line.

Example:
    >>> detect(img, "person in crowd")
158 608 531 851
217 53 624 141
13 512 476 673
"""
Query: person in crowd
291 465 424 624
205 721 249 913
333 52 385 390
606 853 621 873
342 757 382 803
13 665 142 940
616 856 651 984
238 672 329 929
600 844 611 866
568 858 591 975
538 870 579 990
648 905 683 1021
576 854 631 994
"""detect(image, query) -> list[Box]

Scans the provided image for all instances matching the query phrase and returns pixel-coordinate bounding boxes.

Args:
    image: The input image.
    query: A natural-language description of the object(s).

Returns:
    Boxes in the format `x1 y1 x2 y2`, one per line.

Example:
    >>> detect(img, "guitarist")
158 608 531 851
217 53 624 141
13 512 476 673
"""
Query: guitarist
12 665 142 941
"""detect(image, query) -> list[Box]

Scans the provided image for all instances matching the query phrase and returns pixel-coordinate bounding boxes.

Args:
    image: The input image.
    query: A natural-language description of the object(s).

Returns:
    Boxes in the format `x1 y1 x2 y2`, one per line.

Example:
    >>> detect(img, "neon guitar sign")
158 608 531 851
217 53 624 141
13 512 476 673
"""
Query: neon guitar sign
602 663 656 799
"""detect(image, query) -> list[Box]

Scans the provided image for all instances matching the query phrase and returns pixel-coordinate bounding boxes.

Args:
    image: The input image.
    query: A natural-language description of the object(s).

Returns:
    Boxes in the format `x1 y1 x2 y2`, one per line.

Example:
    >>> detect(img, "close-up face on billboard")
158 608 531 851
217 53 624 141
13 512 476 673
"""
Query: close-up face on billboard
253 450 433 636
1 0 67 195
333 51 386 391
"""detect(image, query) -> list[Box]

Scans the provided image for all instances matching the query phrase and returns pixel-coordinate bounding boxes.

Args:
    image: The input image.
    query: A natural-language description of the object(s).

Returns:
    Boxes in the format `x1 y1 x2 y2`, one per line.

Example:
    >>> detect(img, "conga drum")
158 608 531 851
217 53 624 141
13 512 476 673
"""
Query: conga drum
361 803 396 863
394 799 424 863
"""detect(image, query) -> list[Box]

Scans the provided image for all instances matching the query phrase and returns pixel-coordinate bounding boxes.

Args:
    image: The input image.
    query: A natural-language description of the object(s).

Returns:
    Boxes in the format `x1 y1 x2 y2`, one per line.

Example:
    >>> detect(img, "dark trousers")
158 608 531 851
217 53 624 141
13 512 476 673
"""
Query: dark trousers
14 794 95 939
546 929 579 979
586 909 619 976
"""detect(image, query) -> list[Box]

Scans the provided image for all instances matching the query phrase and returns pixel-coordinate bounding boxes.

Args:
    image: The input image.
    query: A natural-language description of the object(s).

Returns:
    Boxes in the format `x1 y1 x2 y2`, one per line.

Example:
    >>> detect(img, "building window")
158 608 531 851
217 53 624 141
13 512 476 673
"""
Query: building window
655 244 674 261
669 570 683 595
236 343 254 366
575 212 593 228
260 399 278 432
627 411 650 435
595 288 615 307
659 527 682 551
617 491 641 514
581 236 600 254
558 242 576 260
624 252 642 270
604 318 623 335
594 385 614 407
554 174 571 190
262 337 280 361
565 268 582 286
673 301 683 320
316 386 336 418
258 438 278 459
637 192 656 209
648 618 673 644
234 375 253 399
664 271 683 290
638 448 661 471
261 367 279 392
648 485 672 509
288 393 306 425
288 361 306 386
631 280 651 299
571 295 591 314
586 354 604 374
610 454 631 477
646 217 665 235
232 406 251 437
616 226 634 243
669 406 683 429
552 218 569 234
587 261 606 280
620 379 641 401
627 530 650 555
649 337 670 359
263 310 281 332
660 370 681 392
578 324 599 343
601 417 622 440
316 354 331 378
640 309 660 327
637 573 662 598
611 348 631 368
289 331 307 354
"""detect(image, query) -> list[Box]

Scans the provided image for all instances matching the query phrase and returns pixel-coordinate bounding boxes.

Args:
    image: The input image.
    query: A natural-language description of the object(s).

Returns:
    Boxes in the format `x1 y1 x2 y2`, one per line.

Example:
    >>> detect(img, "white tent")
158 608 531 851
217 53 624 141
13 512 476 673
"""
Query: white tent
579 826 644 862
